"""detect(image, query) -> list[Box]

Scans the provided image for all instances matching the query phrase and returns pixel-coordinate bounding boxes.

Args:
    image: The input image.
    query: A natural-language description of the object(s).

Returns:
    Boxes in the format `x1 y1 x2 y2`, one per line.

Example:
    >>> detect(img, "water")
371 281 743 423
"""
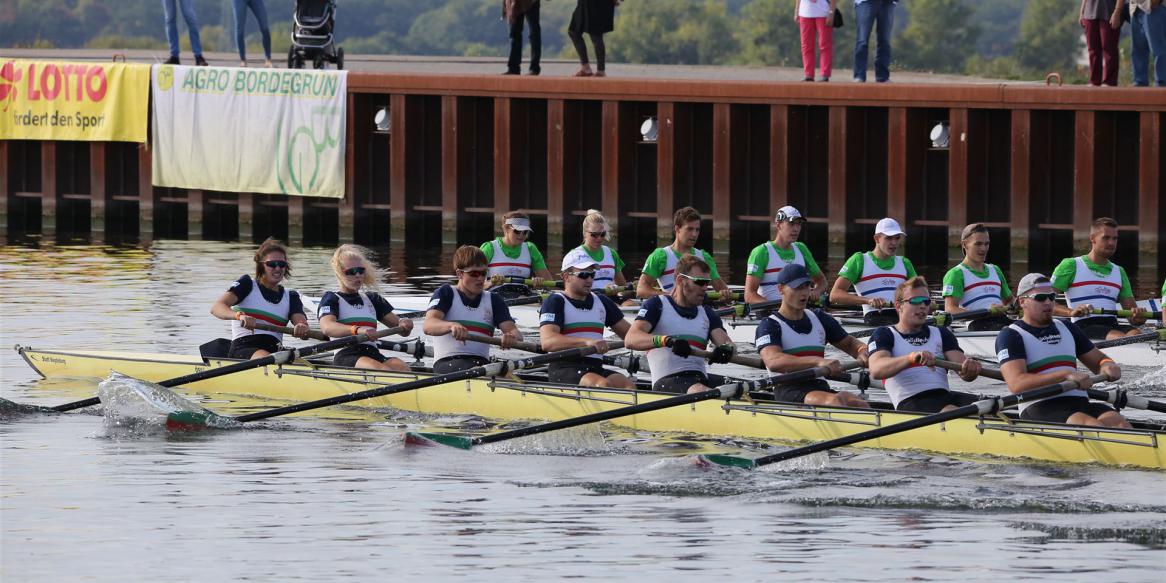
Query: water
2 241 1165 582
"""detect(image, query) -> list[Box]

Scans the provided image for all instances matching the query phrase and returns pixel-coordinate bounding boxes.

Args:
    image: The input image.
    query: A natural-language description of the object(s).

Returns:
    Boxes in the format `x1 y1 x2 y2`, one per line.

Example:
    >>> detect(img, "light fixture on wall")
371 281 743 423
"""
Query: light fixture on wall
640 117 658 142
374 107 391 133
930 122 950 149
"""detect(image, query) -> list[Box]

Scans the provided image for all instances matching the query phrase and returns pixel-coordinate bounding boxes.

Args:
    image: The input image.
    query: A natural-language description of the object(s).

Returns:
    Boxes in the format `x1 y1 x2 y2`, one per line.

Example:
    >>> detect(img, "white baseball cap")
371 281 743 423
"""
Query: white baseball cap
875 217 905 237
561 248 600 272
774 205 805 223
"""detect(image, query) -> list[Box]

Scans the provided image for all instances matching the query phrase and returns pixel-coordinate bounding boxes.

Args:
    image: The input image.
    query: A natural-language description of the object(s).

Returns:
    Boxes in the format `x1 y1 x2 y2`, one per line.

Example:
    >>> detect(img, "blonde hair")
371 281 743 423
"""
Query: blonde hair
893 276 930 305
330 244 381 290
582 209 610 242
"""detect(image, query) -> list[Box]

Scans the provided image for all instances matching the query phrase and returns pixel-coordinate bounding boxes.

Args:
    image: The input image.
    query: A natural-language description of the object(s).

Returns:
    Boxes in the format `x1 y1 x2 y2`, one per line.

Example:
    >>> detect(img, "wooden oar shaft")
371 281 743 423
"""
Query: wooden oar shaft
934 359 1166 413
1092 308 1162 319
395 293 546 320
464 334 544 354
690 347 763 369
252 322 330 341
934 358 1004 381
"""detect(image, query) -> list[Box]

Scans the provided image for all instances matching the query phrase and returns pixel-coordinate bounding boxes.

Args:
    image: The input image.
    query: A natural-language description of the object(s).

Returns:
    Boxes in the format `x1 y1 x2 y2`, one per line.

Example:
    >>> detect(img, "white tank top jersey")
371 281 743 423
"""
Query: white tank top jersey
879 326 950 408
956 264 1004 310
757 242 807 301
231 279 291 341
333 291 379 347
658 246 710 293
766 310 827 358
644 298 710 385
551 291 609 361
1006 320 1086 412
852 253 908 314
486 240 533 279
574 245 618 289
431 289 497 361
1064 257 1123 322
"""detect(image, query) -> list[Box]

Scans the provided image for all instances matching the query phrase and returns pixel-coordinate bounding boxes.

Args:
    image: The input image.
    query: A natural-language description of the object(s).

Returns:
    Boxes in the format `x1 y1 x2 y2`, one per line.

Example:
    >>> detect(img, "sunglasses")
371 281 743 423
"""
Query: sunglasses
900 296 932 306
587 231 606 239
678 273 711 287
343 266 366 276
264 260 290 269
1024 292 1057 302
458 269 487 278
511 229 531 236
570 270 596 280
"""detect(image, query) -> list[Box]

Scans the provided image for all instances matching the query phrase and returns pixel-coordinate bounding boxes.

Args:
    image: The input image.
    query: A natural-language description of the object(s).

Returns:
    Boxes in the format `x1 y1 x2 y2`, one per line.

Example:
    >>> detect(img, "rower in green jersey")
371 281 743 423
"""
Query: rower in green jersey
637 206 731 299
743 205 826 304
829 217 918 326
1049 217 1148 340
481 210 554 292
941 223 1013 331
571 209 627 292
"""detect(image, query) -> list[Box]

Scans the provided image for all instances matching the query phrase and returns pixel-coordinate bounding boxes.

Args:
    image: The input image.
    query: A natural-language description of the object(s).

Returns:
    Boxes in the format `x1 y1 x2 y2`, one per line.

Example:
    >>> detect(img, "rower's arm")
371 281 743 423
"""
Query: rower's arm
534 267 554 281
743 275 767 305
610 318 632 339
636 274 663 299
210 291 241 320
318 314 353 338
759 345 820 373
499 320 523 341
422 309 454 336
998 359 1078 394
867 349 916 380
833 335 869 362
709 327 732 346
944 296 966 314
811 272 827 292
623 319 657 351
1052 303 1075 317
711 277 731 294
1079 348 1121 380
828 276 865 307
290 312 309 326
537 324 576 352
614 271 628 286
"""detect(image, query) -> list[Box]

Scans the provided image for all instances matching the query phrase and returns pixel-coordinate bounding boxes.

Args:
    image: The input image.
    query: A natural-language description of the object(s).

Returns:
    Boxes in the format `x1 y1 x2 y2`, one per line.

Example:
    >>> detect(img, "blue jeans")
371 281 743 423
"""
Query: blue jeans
1131 5 1166 87
854 0 895 82
162 0 203 57
233 0 272 61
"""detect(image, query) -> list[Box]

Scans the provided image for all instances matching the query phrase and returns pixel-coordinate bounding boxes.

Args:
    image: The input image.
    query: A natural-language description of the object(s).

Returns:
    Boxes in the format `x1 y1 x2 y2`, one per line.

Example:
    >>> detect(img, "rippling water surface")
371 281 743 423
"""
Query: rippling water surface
2 241 1164 582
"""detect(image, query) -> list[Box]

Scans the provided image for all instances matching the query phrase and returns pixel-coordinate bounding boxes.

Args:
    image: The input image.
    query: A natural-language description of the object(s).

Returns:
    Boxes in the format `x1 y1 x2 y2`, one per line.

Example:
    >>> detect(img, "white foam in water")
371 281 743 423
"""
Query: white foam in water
755 451 830 473
97 372 216 433
477 424 611 456
1129 365 1166 390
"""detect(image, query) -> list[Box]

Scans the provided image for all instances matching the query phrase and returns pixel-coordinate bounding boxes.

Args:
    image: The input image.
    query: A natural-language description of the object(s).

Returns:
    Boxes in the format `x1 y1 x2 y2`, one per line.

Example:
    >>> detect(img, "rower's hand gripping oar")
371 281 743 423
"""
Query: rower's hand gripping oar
252 322 330 341
699 371 1113 469
167 342 625 429
405 361 864 450
50 326 408 413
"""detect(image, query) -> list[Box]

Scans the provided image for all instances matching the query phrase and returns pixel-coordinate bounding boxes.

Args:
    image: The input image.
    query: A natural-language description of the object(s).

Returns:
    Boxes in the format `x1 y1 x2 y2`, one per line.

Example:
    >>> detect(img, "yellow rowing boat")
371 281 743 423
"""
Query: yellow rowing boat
15 345 1166 470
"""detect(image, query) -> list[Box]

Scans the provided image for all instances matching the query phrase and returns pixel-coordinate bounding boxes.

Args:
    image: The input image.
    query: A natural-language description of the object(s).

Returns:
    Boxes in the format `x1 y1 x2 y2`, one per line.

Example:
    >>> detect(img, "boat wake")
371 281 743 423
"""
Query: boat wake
477 425 615 456
97 372 239 435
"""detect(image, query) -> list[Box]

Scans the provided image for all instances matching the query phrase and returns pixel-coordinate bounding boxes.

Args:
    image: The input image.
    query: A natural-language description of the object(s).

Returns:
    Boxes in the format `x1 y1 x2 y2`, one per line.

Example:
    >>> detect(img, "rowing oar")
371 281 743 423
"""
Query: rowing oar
50 326 407 413
252 322 330 341
697 372 1112 469
1090 308 1163 320
1093 327 1166 349
932 358 1166 414
464 334 652 374
166 342 623 429
404 361 863 450
491 275 563 290
848 307 1008 338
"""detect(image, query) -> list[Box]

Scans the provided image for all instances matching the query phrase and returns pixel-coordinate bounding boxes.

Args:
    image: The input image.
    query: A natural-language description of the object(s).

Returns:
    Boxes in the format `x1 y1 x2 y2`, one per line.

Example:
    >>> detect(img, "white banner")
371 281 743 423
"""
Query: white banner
151 65 347 198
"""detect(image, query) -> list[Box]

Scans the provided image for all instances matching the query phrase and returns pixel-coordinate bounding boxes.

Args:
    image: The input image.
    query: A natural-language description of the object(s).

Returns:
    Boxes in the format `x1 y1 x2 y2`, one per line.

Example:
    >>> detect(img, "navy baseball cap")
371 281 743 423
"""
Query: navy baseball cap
775 264 812 288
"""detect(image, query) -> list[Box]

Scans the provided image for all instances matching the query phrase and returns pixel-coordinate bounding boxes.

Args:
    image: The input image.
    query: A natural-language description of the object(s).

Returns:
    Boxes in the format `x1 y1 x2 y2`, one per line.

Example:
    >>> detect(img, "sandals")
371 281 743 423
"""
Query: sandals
573 69 594 77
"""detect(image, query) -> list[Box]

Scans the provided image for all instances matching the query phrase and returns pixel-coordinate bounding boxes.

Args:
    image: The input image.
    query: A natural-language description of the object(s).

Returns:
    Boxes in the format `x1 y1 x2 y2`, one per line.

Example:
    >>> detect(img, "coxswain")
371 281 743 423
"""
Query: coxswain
744 205 826 304
941 223 1014 331
210 238 310 359
1050 217 1147 339
755 264 870 407
637 206 731 299
481 210 554 292
829 217 918 326
316 245 414 371
995 273 1130 427
625 254 736 393
868 276 983 413
424 245 523 374
538 249 633 389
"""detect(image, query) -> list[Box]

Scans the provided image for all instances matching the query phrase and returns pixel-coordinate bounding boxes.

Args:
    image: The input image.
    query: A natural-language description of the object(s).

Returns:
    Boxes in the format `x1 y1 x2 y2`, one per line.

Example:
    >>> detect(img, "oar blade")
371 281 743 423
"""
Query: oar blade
692 453 758 470
403 431 475 449
97 372 235 432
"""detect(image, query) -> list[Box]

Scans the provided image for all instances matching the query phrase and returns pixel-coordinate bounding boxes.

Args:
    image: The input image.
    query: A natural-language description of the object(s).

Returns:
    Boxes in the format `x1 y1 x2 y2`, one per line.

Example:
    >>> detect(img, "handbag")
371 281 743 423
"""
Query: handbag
832 8 844 28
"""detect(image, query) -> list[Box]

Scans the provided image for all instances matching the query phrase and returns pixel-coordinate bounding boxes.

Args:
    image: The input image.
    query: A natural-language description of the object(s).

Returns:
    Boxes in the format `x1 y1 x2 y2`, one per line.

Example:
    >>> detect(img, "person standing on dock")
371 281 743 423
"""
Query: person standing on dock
161 0 209 66
233 0 273 67
1081 0 1123 86
317 245 414 372
482 211 554 293
829 217 917 326
538 249 633 389
1050 217 1147 339
568 0 620 77
942 223 1014 331
503 0 542 75
637 207 730 299
1122 0 1166 87
868 276 983 413
744 205 826 304
626 255 737 394
798 0 836 82
852 0 896 82
996 273 1131 428
210 238 311 359
425 246 523 374
756 264 870 407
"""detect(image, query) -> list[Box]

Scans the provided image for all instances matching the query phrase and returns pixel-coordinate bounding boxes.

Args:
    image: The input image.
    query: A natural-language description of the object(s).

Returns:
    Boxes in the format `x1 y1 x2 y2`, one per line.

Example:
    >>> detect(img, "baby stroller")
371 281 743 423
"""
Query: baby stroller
288 0 344 69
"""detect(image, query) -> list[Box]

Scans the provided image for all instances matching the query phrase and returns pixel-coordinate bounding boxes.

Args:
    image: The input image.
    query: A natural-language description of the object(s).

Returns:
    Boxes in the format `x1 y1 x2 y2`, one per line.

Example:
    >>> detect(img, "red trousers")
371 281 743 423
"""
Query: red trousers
799 16 833 79
1083 19 1120 86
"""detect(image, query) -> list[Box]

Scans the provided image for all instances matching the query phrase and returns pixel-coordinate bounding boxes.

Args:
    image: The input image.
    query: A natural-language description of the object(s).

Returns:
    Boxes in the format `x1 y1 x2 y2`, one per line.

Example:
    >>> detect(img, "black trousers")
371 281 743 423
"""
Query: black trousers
507 3 541 73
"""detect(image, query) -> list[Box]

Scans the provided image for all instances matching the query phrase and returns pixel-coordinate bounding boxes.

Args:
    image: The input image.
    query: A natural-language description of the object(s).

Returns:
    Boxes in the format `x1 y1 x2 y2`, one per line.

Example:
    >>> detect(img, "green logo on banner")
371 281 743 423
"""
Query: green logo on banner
276 105 342 195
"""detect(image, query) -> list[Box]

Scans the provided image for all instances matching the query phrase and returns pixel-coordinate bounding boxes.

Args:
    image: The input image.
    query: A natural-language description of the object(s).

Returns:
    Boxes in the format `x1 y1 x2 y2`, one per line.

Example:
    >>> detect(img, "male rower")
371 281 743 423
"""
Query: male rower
424 245 523 374
995 273 1130 428
942 223 1014 331
626 255 736 393
637 206 731 299
1050 217 1147 340
482 210 554 292
755 264 870 407
744 205 827 304
830 217 918 326
868 276 983 413
538 249 633 389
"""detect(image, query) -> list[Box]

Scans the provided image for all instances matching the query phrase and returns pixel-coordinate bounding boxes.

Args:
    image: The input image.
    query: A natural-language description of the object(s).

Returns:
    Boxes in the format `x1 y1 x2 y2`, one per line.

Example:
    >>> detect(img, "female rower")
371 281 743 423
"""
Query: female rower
481 210 554 292
941 223 1014 331
316 245 414 371
210 238 311 360
570 209 628 294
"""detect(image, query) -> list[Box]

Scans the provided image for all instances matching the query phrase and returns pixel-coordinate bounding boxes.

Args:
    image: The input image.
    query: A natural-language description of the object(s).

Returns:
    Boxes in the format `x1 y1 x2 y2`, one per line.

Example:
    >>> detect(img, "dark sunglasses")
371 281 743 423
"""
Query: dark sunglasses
458 269 487 278
587 231 606 239
900 296 932 306
1024 292 1057 302
264 260 290 269
570 270 596 280
511 229 531 236
678 273 711 287
343 266 366 276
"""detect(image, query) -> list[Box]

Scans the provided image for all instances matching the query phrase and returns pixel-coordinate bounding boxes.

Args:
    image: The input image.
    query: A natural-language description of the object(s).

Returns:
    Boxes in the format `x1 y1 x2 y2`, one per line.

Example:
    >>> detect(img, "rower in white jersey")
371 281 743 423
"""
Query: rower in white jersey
626 254 737 394
868 276 984 413
1050 217 1148 340
569 209 629 294
744 205 826 304
637 206 731 299
538 248 633 389
423 245 522 374
481 210 554 293
210 238 310 360
316 245 414 372
830 217 919 326
995 273 1130 427
941 223 1014 331
755 264 870 408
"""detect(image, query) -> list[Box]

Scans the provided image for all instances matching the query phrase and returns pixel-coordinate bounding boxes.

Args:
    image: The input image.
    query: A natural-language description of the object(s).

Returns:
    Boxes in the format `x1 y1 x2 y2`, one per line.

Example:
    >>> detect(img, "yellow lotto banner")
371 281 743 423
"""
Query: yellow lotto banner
0 59 150 142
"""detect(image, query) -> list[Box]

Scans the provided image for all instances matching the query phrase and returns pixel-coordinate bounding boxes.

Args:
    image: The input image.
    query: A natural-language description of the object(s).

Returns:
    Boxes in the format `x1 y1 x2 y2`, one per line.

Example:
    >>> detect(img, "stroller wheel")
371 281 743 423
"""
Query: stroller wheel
336 47 344 71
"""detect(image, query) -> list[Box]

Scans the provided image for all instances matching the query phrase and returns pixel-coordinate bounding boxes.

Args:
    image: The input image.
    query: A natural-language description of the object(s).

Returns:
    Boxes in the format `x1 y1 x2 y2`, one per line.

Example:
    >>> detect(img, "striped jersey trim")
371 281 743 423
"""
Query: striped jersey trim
1026 355 1076 373
454 320 495 336
233 307 289 326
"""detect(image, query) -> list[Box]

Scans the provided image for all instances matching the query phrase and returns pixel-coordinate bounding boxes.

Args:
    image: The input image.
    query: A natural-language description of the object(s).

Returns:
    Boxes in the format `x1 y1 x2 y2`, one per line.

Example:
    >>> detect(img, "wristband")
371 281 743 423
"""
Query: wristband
652 335 665 349
235 311 245 321
1099 358 1115 367
351 325 360 336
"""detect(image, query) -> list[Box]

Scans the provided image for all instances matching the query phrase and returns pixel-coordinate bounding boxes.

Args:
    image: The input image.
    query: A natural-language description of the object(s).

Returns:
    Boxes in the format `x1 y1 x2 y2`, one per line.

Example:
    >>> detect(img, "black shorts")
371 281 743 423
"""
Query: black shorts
863 309 899 326
966 315 1012 332
228 335 280 359
548 359 619 385
771 379 837 404
433 355 490 374
1021 396 1116 424
652 371 727 394
896 388 978 413
333 344 389 368
1076 316 1136 340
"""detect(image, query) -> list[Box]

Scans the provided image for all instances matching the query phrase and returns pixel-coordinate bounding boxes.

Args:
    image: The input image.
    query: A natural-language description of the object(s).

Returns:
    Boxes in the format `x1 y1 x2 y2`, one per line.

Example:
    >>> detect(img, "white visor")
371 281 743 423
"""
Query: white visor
505 218 533 232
